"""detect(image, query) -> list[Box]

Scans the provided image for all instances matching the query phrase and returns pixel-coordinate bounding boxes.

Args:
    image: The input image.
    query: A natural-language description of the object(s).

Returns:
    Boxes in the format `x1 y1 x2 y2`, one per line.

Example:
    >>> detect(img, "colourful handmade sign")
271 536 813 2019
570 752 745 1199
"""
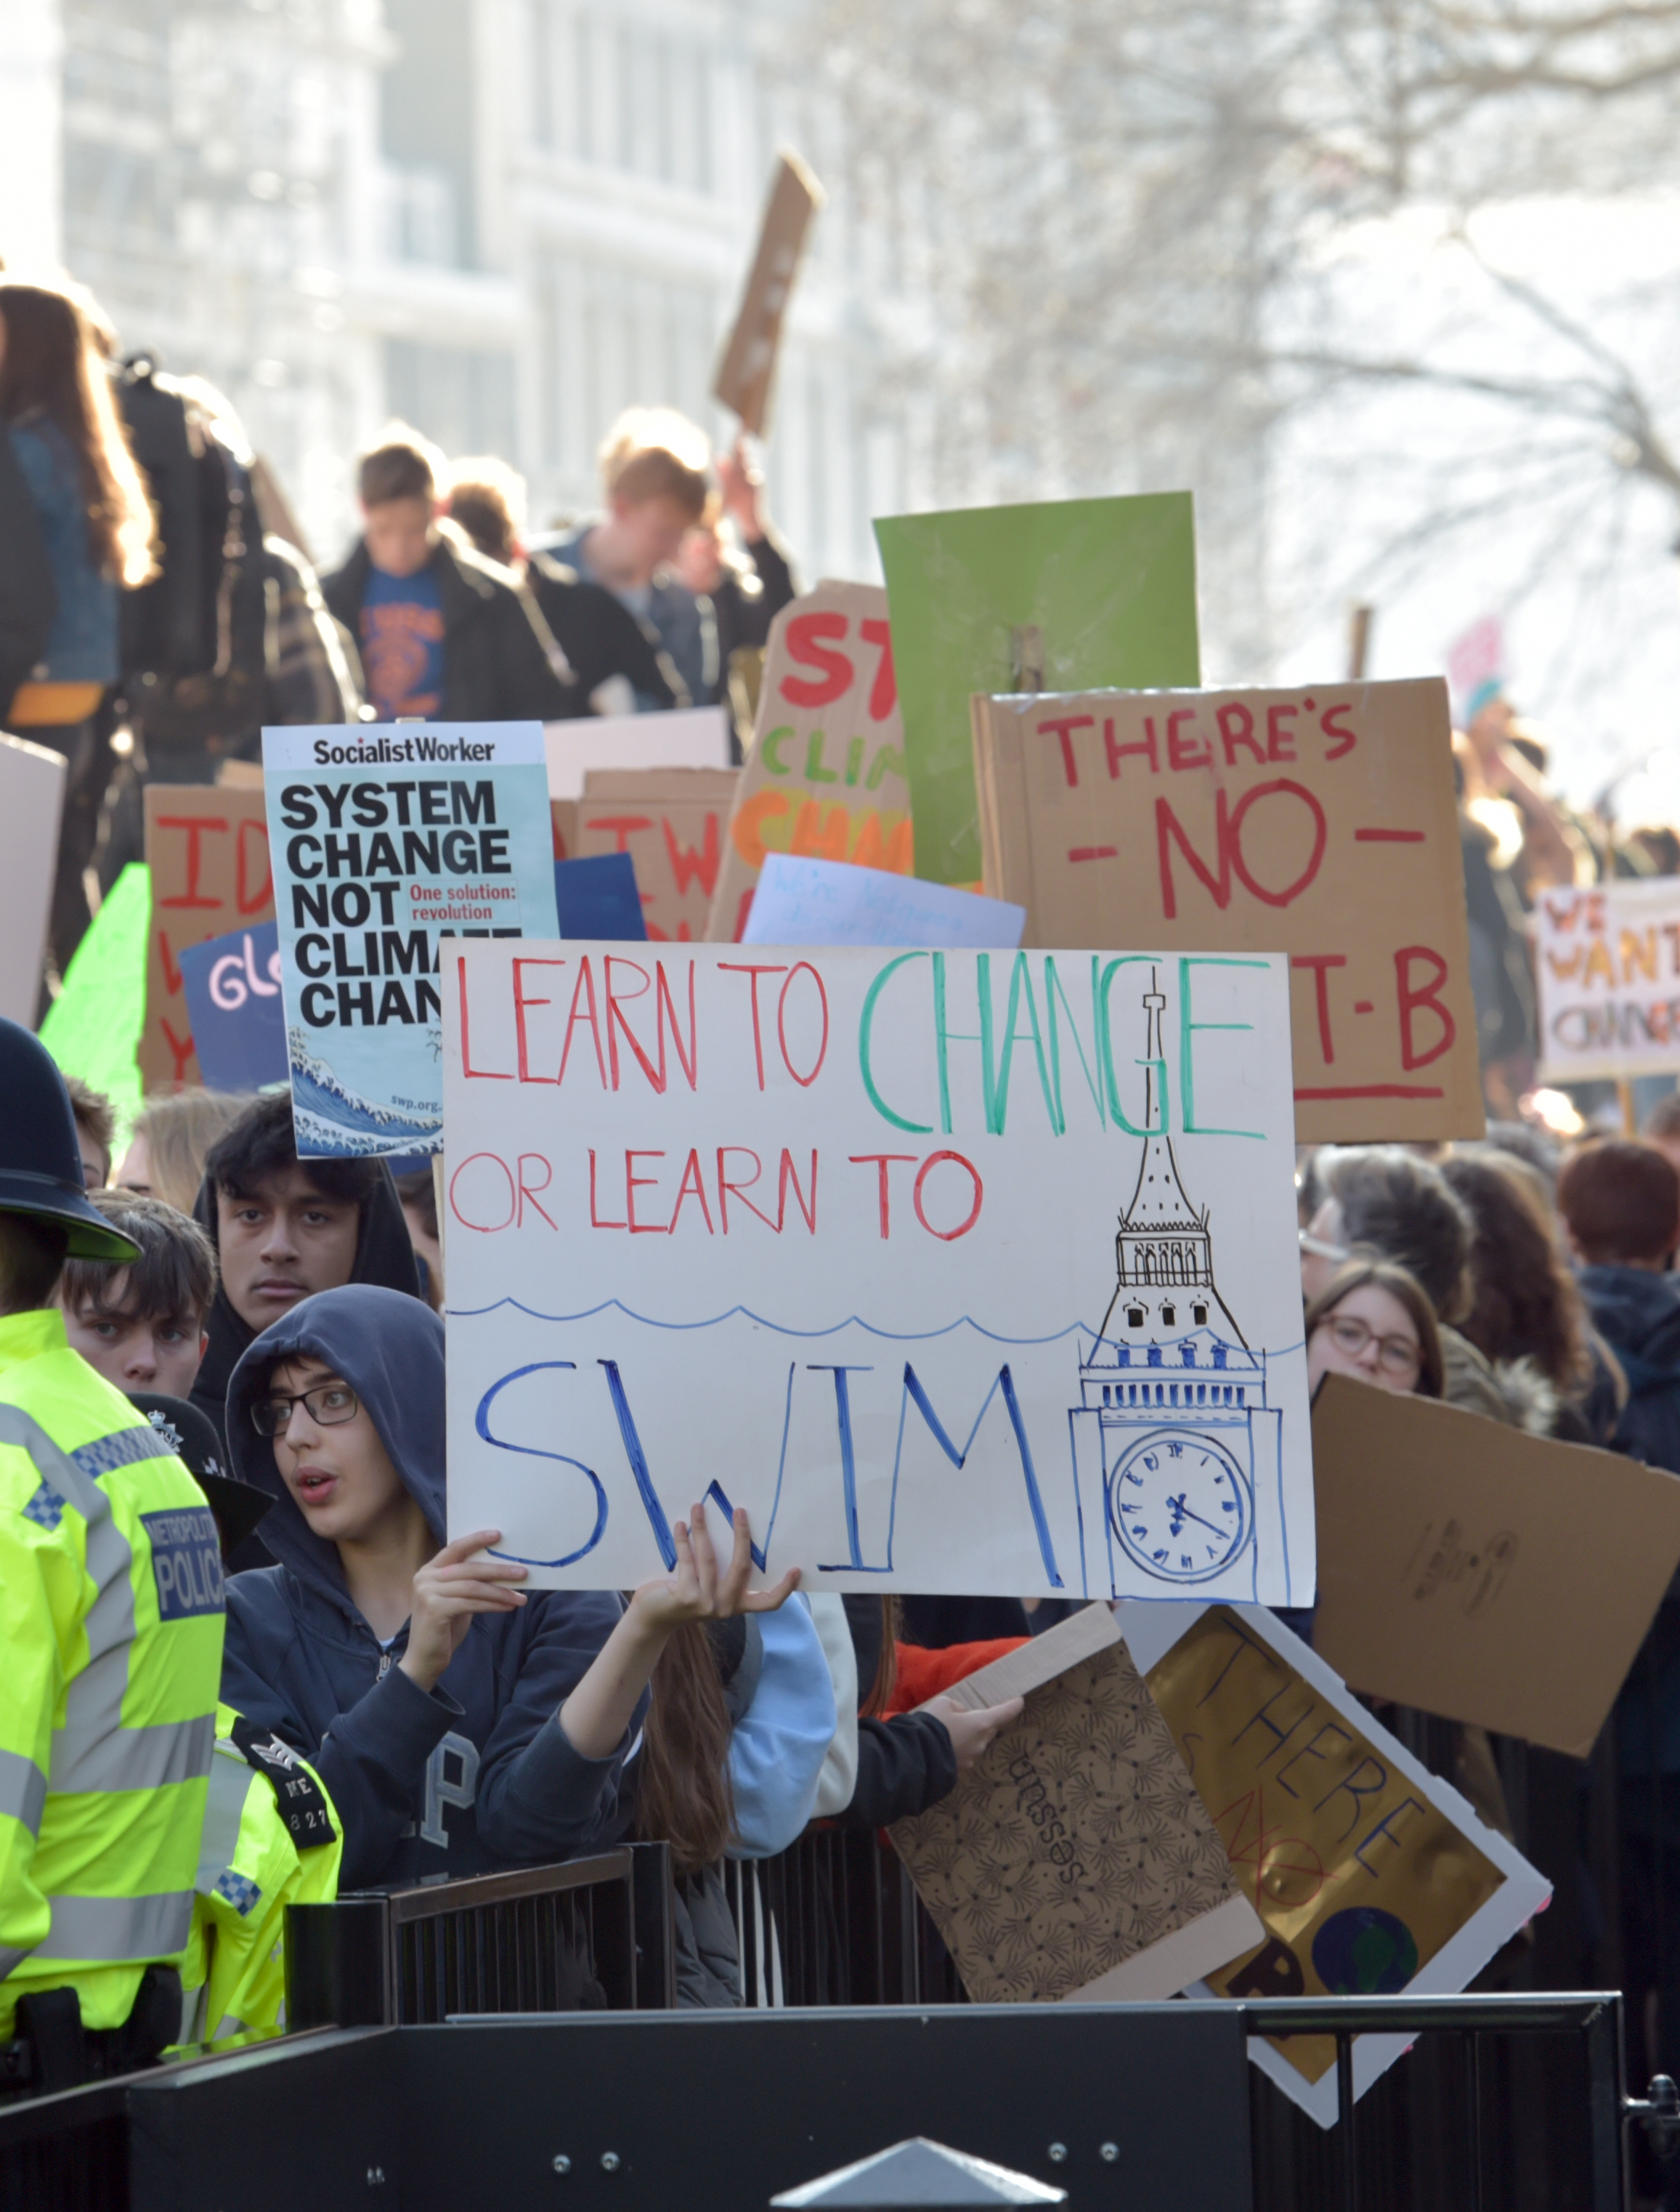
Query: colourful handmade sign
443 943 1312 1600
263 721 559 1156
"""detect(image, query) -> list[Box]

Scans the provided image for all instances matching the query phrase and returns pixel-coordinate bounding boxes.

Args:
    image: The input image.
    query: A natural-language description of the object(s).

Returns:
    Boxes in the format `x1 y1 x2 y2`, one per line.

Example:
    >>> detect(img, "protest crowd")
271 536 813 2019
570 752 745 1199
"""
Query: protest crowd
9 255 1680 2205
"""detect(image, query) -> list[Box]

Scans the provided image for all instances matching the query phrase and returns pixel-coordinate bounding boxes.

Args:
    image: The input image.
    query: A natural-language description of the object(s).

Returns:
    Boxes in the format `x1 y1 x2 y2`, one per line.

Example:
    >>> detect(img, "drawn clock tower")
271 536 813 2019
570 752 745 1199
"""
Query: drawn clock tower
1068 973 1280 1594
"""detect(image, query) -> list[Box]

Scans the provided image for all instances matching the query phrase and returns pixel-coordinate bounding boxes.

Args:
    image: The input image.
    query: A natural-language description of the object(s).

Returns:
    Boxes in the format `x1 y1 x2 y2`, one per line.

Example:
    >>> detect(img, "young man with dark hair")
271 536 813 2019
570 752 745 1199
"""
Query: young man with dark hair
57 1189 217 1399
0 1017 224 2091
318 423 567 725
62 1077 114 1190
189 1089 421 1440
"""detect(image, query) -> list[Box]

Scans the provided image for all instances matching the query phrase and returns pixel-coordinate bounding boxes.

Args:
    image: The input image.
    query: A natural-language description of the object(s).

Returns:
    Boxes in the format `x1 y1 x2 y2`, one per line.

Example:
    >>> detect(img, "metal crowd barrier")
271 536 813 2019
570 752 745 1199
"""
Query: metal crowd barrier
285 1844 670 2026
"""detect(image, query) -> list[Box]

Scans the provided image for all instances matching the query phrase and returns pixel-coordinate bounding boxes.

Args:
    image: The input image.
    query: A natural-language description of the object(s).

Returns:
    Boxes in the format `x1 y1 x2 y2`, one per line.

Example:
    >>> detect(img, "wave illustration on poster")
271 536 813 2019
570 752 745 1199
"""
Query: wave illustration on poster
287 1032 444 1154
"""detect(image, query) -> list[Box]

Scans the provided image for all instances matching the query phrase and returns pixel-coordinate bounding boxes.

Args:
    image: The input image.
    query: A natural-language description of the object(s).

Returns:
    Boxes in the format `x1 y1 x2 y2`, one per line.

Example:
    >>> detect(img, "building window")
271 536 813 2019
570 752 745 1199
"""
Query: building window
1127 1307 1144 1328
1161 1305 1176 1326
1193 1304 1208 1325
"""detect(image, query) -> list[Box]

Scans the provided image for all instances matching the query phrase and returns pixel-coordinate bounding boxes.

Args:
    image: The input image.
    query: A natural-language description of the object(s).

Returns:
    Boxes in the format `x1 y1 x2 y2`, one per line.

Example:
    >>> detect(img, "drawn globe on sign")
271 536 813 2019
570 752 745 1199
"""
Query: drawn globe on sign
1311 1906 1420 1996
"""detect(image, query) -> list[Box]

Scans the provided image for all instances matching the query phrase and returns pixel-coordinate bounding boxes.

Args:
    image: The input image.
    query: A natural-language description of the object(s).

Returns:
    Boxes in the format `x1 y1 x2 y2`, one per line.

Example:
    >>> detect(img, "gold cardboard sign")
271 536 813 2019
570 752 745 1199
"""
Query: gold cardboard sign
1145 1605 1504 2085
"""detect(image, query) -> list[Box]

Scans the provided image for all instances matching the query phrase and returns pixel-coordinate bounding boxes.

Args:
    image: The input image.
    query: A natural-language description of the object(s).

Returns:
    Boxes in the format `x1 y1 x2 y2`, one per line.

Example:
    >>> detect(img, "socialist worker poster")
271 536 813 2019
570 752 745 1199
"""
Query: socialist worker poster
262 723 560 1156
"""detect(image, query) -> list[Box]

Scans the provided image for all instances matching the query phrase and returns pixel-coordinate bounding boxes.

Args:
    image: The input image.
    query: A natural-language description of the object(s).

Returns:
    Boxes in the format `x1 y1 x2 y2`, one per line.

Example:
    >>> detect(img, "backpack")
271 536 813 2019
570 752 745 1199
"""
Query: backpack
116 356 270 747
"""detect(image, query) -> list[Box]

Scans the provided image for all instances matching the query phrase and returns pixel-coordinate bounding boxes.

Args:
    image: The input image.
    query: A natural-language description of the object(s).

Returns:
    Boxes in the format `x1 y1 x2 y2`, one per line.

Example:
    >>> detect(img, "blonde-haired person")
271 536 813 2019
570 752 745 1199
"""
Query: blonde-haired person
115 1087 253 1216
540 407 726 709
444 456 683 717
0 274 155 977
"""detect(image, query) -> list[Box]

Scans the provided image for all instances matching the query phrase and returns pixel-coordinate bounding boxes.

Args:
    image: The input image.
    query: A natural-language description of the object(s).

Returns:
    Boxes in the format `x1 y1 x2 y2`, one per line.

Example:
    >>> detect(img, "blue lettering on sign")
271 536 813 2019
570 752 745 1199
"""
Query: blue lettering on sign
141 1507 226 1620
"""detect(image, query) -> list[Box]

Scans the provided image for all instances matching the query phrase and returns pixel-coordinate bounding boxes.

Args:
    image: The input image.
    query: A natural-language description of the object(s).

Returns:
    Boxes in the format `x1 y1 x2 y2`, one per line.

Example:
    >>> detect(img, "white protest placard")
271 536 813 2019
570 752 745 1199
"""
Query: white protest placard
0 732 66 1024
743 855 1025 950
543 707 731 803
1119 1602 1549 2126
1534 874 1680 1082
443 944 1313 1600
263 722 559 1156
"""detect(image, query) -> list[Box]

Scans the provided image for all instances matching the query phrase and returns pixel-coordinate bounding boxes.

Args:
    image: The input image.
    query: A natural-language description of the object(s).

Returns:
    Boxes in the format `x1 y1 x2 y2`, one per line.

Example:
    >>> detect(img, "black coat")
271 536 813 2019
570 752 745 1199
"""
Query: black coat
525 552 681 713
320 533 569 724
1579 1264 1680 1477
0 421 57 718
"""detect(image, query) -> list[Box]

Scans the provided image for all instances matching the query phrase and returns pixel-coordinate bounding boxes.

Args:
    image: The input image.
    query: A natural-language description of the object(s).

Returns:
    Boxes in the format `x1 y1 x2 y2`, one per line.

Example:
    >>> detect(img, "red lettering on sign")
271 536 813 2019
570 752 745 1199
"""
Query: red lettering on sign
1038 715 1094 789
1290 953 1347 1066
157 816 227 909
1396 945 1456 1070
859 617 897 721
662 811 721 899
780 611 851 707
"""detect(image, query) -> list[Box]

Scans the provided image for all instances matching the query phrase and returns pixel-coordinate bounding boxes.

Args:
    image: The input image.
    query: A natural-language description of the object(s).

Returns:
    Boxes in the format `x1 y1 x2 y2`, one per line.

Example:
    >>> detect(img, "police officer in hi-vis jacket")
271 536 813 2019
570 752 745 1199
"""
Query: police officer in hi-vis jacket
0 1020 224 2094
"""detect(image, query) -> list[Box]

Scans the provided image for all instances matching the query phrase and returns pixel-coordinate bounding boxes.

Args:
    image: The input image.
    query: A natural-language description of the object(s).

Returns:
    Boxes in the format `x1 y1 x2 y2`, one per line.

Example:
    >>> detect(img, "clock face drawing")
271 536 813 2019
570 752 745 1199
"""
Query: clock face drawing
1108 1429 1251 1583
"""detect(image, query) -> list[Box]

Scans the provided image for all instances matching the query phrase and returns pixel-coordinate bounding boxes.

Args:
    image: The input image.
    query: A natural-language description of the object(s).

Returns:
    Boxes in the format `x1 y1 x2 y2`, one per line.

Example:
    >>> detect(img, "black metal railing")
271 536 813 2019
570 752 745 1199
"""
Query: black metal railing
728 1828 962 2008
285 1844 660 2026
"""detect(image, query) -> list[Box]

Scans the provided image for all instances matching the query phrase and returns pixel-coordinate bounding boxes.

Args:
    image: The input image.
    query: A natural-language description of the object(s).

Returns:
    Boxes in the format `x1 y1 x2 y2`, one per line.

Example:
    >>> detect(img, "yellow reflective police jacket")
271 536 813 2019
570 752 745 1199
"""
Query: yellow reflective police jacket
179 1704 342 2042
0 1310 224 2036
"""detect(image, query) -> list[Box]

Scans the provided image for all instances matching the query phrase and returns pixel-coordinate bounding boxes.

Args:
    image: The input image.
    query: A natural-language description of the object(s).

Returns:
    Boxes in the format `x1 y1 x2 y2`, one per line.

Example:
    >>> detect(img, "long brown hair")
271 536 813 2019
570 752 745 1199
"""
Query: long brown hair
1442 1150 1592 1394
1305 1258 1445 1398
0 277 155 586
633 1622 735 1875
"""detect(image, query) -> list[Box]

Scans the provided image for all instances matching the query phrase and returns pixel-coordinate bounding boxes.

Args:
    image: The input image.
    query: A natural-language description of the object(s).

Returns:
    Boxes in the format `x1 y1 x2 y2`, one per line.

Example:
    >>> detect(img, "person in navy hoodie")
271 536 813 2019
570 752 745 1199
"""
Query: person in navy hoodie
219 1283 797 1891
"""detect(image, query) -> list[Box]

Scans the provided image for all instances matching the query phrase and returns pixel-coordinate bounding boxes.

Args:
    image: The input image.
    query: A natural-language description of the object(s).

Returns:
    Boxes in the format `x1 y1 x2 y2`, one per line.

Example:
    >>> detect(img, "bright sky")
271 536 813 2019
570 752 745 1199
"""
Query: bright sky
1265 193 1680 816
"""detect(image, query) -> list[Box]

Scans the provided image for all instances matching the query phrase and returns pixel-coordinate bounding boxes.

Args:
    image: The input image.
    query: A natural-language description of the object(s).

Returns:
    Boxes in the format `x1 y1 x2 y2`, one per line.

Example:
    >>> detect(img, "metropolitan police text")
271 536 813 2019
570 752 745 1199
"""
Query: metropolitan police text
280 777 516 1029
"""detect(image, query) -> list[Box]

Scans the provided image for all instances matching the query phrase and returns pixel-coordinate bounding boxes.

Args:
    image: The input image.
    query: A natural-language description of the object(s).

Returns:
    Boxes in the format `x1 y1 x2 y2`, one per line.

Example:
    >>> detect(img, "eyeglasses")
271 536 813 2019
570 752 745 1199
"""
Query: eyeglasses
252 1381 360 1436
1318 1313 1421 1379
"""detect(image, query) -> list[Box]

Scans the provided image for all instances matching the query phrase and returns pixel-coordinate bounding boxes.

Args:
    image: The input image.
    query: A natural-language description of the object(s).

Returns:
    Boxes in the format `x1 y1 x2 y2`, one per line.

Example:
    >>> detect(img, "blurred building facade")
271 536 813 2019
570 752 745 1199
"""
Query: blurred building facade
0 0 904 578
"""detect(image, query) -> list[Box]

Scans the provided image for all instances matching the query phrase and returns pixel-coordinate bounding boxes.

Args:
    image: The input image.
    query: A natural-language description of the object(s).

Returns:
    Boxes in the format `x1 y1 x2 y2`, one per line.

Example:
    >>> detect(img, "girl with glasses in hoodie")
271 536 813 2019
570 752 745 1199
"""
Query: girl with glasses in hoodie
218 1282 799 1892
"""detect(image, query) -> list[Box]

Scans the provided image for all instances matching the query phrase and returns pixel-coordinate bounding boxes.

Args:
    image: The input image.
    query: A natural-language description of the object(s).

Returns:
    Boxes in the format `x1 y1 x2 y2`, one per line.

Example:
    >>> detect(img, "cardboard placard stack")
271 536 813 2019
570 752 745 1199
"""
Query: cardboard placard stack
970 677 1482 1142
890 1604 1262 2003
706 582 911 943
575 769 741 941
0 732 66 1024
142 784 275 1090
713 152 824 437
1310 1371 1680 1757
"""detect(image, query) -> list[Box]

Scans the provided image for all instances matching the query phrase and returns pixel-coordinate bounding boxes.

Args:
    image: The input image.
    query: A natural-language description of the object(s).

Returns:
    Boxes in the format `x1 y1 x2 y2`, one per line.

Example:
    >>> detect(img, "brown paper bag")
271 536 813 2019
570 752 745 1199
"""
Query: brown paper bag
891 1604 1262 2003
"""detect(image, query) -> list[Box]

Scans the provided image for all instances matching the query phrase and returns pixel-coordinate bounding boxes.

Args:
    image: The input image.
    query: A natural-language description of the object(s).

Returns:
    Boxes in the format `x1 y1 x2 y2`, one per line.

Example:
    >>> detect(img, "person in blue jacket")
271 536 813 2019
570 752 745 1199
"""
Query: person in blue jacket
219 1283 798 1891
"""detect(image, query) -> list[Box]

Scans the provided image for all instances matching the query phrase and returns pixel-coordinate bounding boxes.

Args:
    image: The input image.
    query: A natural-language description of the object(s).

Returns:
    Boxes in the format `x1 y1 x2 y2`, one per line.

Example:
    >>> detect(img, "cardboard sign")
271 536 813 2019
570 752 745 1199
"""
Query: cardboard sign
742 856 1024 951
0 732 65 1024
575 769 741 943
263 722 559 1156
442 943 1313 1600
1120 1601 1550 2126
553 854 648 943
713 151 823 436
875 495 1200 889
178 920 288 1093
705 583 912 944
142 784 275 1090
39 862 149 1139
892 1603 1262 2003
544 707 732 803
973 679 1482 1144
1310 1372 1680 1757
1534 874 1680 1082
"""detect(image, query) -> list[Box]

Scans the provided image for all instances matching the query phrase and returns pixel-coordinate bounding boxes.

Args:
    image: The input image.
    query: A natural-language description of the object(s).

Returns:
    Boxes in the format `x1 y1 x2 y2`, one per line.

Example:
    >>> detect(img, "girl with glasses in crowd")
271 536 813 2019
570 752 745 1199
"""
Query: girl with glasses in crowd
1304 1258 1445 1401
219 1283 802 1909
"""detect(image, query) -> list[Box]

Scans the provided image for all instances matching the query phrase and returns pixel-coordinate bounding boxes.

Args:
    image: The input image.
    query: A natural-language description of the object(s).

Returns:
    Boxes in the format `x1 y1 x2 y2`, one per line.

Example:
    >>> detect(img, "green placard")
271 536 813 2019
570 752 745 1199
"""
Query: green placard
875 493 1201 886
39 862 150 1148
